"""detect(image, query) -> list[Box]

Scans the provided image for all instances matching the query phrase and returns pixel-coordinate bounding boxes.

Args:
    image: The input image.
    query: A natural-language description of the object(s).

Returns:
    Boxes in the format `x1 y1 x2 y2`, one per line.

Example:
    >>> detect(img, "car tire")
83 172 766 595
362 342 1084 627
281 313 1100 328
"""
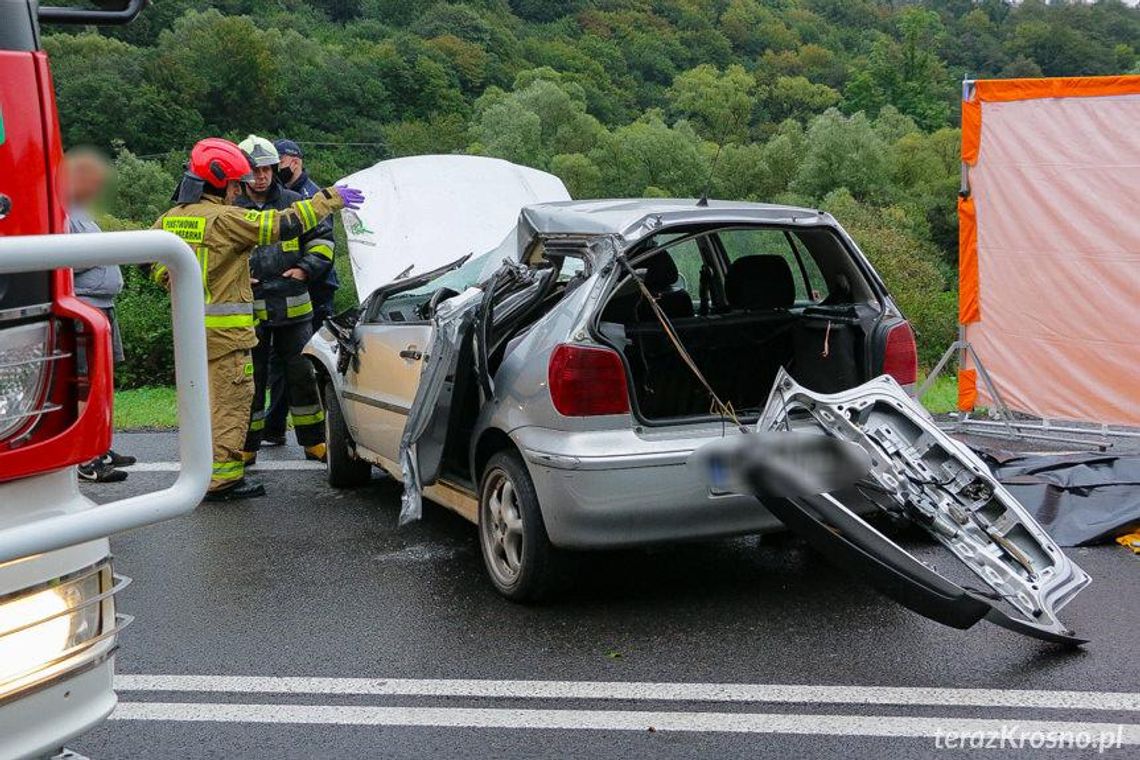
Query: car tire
478 450 559 602
324 379 371 488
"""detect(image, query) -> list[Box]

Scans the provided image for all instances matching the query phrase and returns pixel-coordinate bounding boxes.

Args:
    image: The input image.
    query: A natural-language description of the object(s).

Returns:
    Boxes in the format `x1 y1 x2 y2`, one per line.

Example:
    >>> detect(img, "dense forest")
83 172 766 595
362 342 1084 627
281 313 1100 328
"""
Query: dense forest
45 0 1140 383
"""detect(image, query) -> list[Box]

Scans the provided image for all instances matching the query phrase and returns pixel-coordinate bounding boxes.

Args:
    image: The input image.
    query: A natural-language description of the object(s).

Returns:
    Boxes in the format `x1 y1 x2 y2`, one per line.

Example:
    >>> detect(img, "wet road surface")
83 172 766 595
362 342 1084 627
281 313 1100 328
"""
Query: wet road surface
75 433 1139 759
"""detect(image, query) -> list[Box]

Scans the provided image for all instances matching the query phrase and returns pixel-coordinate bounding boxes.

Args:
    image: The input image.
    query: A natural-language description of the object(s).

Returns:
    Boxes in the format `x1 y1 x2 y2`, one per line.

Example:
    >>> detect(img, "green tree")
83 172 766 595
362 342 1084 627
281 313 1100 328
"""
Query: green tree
105 145 176 224
550 152 603 198
666 64 756 143
589 114 709 198
844 8 953 130
469 98 544 167
759 75 840 124
721 0 798 56
791 109 888 203
151 10 281 133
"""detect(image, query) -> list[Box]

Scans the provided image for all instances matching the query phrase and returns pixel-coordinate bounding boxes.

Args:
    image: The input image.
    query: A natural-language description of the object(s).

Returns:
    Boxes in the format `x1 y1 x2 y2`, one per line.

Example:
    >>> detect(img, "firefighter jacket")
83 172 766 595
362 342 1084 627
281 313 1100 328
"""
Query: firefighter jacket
286 169 340 296
235 182 334 326
151 189 344 359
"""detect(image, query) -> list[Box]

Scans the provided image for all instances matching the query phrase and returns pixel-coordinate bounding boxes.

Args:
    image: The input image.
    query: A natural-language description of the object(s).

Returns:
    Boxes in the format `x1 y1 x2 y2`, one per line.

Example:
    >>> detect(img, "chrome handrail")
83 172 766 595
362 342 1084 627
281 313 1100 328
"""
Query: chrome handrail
0 230 212 562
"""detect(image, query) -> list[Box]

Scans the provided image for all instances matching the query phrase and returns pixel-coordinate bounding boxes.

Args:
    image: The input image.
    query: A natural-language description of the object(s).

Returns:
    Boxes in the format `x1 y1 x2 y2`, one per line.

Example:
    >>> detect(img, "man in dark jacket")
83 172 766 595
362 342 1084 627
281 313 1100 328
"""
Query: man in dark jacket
260 138 340 446
274 139 339 324
235 135 333 463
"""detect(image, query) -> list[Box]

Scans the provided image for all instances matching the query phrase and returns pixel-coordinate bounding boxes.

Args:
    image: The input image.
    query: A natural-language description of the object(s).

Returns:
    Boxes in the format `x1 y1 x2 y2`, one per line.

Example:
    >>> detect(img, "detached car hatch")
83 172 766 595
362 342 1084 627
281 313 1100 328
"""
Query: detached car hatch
695 369 1091 644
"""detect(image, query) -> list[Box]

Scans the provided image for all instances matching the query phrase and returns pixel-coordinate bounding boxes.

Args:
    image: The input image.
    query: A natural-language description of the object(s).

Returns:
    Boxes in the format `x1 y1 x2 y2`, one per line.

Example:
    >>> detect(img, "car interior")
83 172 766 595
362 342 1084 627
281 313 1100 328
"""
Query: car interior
596 225 883 422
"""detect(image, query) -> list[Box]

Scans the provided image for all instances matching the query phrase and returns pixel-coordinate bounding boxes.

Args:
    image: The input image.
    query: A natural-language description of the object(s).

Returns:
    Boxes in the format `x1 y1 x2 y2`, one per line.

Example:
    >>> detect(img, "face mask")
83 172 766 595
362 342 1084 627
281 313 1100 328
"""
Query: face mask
279 166 295 184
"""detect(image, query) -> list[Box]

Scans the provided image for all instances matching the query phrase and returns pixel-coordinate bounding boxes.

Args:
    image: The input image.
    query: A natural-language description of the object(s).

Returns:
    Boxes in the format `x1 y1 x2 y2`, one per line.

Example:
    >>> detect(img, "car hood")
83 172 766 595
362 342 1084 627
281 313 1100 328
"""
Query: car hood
337 155 570 300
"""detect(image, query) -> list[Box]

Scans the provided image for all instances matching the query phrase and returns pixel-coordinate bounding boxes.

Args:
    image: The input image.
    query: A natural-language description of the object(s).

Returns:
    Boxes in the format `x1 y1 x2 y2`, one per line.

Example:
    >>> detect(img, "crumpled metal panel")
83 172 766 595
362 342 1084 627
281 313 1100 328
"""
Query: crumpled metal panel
758 369 1091 644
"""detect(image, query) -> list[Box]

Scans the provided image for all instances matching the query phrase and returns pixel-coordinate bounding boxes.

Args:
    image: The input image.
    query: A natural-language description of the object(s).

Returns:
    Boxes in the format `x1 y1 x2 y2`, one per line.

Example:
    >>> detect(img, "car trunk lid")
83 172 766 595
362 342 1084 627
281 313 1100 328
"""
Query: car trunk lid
694 369 1091 644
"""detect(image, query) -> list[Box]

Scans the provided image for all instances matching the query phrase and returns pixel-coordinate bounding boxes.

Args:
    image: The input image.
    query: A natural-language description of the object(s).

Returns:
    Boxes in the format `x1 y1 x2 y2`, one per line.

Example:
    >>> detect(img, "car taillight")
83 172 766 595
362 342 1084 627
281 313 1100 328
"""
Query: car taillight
883 321 918 385
0 320 58 441
548 344 630 416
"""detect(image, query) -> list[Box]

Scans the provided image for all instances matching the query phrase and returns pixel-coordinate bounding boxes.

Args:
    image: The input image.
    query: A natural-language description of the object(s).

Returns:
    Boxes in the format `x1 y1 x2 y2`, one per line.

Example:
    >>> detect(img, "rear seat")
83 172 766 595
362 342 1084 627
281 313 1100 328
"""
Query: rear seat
623 255 799 418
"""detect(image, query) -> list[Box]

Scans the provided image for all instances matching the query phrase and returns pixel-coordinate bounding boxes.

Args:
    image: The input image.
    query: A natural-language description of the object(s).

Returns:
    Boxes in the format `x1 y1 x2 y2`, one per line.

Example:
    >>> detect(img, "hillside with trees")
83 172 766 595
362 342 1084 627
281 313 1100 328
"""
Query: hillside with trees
44 0 1140 383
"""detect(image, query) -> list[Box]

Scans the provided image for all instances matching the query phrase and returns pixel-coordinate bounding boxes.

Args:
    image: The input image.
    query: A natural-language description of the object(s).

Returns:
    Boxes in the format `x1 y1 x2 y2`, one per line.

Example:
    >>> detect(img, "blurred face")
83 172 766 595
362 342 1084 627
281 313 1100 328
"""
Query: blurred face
278 154 302 181
65 152 109 208
249 164 275 194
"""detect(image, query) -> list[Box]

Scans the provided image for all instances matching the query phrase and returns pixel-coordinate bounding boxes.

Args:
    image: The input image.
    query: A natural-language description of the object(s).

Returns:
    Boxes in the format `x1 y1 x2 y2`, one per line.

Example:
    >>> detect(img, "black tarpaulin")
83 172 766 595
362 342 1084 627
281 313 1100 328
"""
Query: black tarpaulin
974 449 1140 547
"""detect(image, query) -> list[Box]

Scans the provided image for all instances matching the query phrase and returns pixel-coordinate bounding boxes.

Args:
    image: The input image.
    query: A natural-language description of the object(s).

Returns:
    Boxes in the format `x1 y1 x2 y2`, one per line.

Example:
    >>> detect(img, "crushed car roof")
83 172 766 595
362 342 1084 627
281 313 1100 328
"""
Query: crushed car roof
517 198 831 248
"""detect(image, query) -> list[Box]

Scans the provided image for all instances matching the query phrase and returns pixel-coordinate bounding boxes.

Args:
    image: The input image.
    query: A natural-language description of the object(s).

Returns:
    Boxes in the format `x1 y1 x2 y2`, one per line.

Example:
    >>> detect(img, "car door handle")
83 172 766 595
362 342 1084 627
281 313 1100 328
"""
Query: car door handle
399 347 423 361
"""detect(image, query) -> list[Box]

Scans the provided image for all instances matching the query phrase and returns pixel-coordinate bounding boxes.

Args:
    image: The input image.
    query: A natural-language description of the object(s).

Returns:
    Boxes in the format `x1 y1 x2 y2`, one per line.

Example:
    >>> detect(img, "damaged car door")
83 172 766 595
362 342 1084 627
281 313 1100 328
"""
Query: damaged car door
398 259 559 523
695 369 1091 644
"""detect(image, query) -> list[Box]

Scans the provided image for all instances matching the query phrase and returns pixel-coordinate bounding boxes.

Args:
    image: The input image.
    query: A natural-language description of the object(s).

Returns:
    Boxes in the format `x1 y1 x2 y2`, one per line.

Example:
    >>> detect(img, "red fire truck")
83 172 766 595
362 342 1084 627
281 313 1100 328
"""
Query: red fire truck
0 3 210 758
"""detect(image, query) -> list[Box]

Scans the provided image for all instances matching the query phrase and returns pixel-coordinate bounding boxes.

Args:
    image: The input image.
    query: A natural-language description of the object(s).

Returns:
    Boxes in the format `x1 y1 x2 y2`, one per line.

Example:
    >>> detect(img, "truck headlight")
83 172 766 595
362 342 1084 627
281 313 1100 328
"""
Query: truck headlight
0 563 122 695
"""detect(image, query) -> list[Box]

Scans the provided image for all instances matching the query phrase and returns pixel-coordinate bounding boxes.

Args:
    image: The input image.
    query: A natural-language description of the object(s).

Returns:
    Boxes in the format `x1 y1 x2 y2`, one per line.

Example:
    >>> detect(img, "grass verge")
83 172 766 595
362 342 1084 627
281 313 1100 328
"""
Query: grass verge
114 386 179 430
918 373 958 415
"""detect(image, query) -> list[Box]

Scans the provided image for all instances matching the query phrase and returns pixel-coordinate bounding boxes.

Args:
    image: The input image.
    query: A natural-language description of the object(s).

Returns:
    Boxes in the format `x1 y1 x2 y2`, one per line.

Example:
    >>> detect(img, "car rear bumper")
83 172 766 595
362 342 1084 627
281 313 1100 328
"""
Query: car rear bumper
513 424 787 548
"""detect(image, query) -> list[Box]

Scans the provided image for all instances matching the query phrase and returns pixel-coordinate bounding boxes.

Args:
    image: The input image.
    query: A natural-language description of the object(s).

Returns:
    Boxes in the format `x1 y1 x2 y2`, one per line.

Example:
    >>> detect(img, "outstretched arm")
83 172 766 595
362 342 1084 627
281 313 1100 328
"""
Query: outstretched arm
215 187 363 248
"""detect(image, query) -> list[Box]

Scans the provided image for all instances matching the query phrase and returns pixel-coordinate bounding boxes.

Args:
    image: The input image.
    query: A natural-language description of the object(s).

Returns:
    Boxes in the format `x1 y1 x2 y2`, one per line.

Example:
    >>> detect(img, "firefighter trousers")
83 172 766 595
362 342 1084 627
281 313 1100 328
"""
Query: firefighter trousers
263 305 333 439
245 320 325 452
208 348 255 491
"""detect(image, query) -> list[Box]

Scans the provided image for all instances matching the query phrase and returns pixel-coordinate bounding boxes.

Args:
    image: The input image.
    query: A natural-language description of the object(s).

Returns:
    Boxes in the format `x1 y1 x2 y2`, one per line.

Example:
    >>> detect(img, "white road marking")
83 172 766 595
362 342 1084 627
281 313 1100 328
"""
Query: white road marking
124 461 324 472
108 702 1138 742
114 676 1140 712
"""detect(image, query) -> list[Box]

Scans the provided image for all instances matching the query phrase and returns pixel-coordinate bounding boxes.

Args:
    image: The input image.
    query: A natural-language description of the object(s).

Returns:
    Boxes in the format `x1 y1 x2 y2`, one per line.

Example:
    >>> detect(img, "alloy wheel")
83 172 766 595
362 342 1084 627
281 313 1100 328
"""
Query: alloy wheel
481 467 524 586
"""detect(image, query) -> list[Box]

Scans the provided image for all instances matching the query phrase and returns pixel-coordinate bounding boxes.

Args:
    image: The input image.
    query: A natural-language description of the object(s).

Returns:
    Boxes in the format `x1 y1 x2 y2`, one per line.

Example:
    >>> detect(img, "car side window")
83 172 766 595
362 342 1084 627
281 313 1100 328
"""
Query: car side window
659 238 703 302
717 228 828 303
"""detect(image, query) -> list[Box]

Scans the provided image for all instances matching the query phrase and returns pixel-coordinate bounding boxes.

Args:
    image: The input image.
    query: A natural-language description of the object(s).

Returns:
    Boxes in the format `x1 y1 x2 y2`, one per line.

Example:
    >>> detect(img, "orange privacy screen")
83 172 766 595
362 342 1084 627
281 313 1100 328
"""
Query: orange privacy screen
959 76 1140 426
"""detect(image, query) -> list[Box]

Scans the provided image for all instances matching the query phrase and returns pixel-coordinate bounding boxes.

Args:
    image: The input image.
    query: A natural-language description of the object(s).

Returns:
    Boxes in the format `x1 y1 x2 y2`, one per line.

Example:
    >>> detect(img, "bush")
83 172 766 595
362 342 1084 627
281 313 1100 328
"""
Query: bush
821 189 957 368
114 264 175 390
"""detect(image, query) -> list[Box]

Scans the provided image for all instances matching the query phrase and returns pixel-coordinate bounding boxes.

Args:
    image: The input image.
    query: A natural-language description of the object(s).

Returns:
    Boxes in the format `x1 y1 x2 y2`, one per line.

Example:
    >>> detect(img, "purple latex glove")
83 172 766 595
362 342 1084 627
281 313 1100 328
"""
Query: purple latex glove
334 185 365 210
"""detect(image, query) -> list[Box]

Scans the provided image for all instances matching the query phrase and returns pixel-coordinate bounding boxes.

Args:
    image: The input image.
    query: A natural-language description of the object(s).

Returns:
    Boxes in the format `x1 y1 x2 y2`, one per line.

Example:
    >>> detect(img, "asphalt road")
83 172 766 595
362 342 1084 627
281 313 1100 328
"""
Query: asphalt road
74 432 1139 759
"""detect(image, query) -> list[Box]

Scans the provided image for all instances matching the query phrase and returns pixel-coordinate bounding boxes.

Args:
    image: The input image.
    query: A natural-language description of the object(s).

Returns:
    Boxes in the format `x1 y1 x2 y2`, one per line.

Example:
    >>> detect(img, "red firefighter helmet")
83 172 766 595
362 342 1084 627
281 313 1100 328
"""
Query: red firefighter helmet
187 138 254 188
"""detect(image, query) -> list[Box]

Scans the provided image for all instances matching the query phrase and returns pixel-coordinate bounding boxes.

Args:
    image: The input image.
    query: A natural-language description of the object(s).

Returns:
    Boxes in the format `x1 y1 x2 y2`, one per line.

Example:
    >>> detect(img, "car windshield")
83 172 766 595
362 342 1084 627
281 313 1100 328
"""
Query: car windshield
400 250 499 297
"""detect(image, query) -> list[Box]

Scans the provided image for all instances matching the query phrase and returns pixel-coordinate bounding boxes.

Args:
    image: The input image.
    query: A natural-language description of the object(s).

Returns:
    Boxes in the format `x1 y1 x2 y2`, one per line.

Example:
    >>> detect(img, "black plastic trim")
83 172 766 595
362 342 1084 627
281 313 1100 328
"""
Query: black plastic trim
38 0 144 26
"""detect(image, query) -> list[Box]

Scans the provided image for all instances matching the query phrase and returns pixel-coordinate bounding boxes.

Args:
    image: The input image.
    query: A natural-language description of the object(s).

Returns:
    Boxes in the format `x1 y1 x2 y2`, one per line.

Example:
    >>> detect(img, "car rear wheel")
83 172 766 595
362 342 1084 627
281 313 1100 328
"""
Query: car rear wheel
478 451 558 601
323 379 371 488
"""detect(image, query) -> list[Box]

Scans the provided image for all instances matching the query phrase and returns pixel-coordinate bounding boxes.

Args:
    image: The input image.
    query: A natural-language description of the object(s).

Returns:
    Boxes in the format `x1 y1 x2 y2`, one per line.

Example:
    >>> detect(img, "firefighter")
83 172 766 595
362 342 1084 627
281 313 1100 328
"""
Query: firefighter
234 135 331 463
152 137 363 501
259 138 338 447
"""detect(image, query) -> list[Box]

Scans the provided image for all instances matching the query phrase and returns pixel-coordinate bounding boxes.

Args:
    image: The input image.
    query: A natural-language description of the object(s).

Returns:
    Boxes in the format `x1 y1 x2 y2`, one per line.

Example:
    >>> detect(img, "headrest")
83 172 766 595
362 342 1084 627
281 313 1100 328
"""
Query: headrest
641 252 680 292
725 255 795 310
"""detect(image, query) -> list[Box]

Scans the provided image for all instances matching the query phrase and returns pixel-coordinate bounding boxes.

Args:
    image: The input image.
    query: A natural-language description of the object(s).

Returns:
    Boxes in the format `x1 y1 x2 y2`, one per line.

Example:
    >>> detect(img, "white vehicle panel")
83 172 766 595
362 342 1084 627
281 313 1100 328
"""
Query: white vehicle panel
338 155 570 299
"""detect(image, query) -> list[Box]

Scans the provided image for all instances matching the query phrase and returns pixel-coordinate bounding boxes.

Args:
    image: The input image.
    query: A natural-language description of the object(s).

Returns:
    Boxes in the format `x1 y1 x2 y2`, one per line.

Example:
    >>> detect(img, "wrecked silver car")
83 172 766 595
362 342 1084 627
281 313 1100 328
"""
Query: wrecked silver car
304 157 1089 640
